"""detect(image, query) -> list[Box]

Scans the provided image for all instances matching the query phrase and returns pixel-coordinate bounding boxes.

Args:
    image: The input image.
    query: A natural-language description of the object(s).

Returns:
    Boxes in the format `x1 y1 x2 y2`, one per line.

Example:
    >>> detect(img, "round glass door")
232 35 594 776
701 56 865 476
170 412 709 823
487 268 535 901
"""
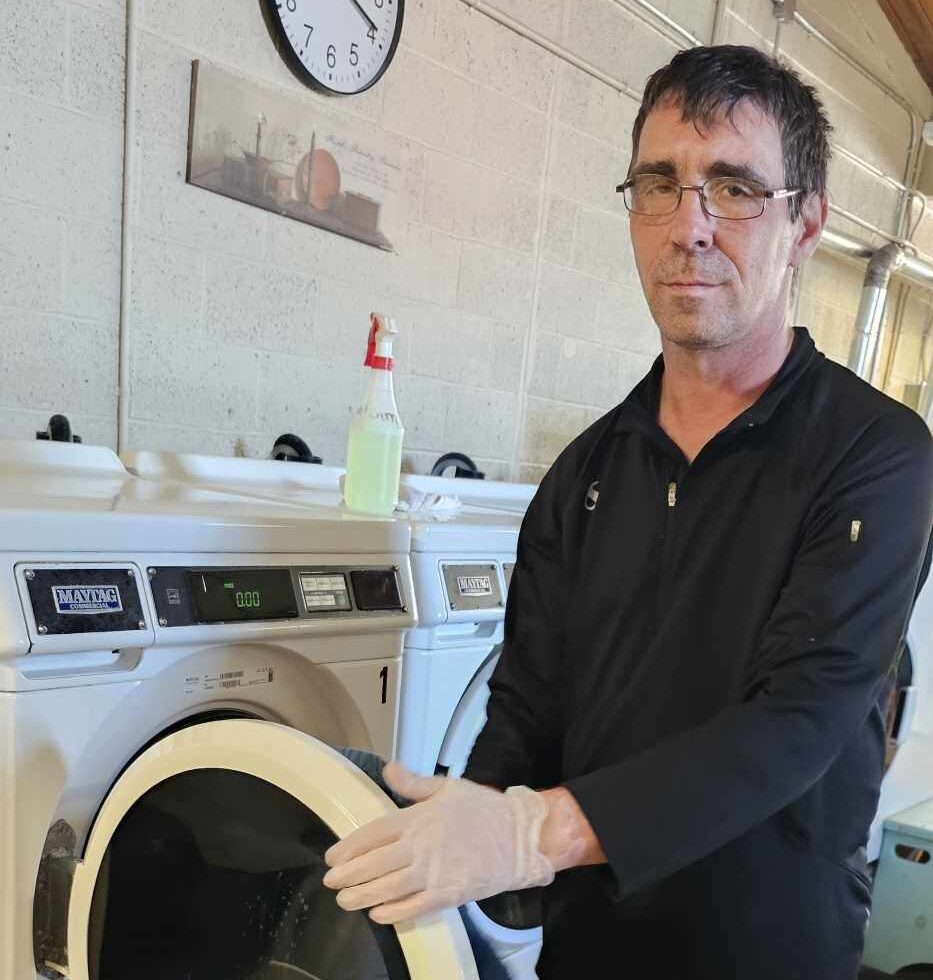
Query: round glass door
88 768 407 980
65 720 477 980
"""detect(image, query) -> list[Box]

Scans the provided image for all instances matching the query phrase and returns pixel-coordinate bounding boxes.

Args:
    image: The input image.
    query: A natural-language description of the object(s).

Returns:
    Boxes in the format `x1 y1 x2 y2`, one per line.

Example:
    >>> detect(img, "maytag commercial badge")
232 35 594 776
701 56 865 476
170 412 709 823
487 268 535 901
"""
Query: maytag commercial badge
52 585 123 615
457 575 493 598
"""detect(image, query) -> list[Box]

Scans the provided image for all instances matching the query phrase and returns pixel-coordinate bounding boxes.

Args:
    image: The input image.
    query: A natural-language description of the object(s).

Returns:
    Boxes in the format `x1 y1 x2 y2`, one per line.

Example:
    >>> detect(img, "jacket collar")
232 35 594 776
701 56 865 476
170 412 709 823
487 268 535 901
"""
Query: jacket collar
614 326 821 438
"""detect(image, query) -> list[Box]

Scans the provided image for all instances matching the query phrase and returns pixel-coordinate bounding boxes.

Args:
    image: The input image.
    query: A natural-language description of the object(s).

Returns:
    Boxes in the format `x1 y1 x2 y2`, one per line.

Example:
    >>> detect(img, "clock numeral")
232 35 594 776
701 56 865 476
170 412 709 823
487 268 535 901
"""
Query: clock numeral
266 0 399 93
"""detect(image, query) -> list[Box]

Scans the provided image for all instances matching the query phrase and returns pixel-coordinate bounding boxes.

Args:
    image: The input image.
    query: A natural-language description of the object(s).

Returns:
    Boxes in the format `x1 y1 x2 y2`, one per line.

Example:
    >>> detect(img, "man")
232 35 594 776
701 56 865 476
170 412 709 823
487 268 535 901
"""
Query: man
323 45 933 978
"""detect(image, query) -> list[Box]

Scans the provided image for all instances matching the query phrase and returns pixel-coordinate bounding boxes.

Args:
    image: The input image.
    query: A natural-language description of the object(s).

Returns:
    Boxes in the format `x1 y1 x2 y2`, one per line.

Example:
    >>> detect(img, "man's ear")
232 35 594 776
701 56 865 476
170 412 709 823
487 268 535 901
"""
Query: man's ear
790 192 828 269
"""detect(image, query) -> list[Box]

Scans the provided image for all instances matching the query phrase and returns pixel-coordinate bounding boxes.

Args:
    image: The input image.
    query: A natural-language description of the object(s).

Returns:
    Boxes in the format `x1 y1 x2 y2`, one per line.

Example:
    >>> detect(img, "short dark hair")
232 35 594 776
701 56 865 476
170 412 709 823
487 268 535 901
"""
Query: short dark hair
630 45 832 221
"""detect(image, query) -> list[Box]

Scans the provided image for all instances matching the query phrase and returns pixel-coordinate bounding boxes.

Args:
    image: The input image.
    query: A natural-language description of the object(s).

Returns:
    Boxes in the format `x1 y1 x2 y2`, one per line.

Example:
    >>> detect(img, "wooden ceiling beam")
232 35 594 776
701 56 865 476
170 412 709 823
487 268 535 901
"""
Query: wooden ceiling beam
876 0 933 93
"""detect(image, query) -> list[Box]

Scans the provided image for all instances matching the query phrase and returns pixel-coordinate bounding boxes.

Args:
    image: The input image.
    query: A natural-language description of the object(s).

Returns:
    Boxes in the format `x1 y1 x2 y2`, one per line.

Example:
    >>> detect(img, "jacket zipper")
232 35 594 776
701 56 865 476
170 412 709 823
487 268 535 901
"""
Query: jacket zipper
656 478 680 625
656 427 753 621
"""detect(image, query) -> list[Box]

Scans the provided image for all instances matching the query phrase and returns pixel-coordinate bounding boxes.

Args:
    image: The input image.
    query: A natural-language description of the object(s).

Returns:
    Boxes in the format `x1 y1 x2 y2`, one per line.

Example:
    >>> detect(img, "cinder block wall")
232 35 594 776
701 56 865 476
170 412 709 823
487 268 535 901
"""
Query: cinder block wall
0 0 930 480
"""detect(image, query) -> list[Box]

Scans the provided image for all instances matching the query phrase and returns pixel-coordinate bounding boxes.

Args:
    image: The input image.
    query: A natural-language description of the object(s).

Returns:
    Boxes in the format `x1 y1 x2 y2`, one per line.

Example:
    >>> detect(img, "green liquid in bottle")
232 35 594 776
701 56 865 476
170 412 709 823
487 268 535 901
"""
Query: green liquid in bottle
343 418 404 516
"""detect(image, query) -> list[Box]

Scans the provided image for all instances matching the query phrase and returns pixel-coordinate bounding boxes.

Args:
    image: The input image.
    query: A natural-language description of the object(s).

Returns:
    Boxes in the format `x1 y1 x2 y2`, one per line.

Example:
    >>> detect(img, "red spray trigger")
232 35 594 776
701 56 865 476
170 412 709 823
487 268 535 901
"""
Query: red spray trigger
364 313 394 371
363 314 379 367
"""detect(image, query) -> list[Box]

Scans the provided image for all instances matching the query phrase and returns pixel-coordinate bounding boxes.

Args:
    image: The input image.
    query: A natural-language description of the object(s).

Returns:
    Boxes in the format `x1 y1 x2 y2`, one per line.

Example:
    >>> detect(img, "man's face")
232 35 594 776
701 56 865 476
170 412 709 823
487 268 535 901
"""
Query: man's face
628 98 815 351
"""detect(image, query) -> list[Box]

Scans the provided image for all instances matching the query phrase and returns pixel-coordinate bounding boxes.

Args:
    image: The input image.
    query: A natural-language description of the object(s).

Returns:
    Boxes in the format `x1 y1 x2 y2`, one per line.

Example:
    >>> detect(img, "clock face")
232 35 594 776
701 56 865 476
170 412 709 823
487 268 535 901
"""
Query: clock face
265 0 404 96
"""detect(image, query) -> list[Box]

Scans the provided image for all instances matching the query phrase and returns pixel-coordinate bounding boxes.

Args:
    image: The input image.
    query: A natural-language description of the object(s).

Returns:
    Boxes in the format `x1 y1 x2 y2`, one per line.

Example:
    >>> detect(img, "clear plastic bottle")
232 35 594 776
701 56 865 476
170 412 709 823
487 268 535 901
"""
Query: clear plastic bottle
343 313 404 516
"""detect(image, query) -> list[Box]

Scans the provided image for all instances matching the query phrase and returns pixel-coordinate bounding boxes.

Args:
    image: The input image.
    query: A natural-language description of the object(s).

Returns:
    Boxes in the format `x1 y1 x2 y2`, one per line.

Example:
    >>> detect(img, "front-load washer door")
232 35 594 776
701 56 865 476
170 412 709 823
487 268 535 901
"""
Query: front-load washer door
63 719 478 980
434 646 543 980
435 646 501 778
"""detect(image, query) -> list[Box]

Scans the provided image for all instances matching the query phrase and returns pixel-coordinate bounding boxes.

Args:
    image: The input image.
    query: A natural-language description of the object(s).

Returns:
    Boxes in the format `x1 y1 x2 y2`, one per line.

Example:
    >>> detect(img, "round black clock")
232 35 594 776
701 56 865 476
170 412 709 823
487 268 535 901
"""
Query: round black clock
263 0 404 96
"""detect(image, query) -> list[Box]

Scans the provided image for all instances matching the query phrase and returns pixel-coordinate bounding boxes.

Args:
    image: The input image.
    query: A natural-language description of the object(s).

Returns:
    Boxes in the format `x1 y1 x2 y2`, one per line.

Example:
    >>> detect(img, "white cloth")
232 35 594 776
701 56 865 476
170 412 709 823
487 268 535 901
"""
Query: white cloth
322 762 555 924
337 475 461 515
394 482 461 514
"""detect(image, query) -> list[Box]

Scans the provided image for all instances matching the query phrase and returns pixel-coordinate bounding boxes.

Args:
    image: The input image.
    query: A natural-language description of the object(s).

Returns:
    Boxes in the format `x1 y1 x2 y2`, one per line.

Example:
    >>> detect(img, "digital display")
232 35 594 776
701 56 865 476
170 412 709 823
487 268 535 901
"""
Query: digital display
188 569 298 624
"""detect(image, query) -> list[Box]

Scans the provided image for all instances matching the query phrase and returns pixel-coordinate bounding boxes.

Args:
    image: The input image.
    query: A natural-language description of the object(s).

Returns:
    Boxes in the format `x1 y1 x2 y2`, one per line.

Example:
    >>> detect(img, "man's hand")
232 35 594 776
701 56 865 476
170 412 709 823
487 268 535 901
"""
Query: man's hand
322 762 555 924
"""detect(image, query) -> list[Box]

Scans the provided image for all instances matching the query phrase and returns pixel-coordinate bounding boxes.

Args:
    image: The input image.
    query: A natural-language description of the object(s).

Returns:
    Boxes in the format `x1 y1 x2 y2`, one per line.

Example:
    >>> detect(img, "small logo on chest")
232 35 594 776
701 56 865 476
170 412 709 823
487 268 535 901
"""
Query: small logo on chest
585 481 600 512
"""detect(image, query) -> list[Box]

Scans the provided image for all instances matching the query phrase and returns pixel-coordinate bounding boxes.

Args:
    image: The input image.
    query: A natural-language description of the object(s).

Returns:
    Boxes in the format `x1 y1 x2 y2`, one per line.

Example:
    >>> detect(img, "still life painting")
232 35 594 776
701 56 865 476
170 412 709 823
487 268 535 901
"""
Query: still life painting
187 60 400 251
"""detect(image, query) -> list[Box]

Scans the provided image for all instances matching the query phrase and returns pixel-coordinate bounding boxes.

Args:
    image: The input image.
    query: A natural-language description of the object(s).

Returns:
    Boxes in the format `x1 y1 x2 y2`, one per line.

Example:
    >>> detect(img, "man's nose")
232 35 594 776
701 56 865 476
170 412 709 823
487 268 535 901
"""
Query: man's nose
668 186 716 250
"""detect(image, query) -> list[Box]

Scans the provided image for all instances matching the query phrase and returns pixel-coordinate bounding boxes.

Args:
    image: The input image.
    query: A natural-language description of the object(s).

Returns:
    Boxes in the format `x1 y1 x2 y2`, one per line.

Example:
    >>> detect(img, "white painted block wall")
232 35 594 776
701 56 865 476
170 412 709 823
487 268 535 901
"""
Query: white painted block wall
0 0 931 482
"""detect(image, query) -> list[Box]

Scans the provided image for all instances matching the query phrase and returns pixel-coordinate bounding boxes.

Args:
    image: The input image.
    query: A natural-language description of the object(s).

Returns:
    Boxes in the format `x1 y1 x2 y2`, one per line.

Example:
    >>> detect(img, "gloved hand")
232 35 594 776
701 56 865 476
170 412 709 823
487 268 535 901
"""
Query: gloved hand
322 761 555 924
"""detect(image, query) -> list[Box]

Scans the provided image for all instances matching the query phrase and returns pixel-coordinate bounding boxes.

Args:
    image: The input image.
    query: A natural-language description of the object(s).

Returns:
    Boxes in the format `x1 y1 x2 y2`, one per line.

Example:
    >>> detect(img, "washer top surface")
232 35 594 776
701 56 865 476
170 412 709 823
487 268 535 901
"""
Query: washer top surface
0 440 410 555
124 450 535 512
123 450 526 555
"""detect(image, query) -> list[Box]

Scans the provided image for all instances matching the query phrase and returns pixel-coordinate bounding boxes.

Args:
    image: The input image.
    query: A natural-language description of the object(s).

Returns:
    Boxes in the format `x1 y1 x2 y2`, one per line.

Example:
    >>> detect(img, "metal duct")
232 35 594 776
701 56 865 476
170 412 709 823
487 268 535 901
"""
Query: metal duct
847 243 905 380
821 229 933 294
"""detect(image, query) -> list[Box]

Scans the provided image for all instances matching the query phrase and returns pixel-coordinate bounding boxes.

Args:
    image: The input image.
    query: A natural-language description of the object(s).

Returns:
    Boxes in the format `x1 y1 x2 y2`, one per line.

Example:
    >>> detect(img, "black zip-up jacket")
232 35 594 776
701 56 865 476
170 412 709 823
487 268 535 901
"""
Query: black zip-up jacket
465 328 933 980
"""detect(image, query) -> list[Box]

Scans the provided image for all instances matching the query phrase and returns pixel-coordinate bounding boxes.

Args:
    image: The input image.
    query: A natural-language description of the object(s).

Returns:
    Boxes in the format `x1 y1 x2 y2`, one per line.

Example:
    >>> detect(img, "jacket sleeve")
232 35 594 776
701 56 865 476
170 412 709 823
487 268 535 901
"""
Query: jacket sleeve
566 409 933 898
464 462 567 791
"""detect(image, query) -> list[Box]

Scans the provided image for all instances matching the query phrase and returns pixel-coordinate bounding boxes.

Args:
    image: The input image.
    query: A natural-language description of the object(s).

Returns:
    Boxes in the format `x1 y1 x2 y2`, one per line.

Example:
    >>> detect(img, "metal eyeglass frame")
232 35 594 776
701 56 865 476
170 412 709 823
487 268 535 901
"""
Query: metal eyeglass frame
615 175 801 220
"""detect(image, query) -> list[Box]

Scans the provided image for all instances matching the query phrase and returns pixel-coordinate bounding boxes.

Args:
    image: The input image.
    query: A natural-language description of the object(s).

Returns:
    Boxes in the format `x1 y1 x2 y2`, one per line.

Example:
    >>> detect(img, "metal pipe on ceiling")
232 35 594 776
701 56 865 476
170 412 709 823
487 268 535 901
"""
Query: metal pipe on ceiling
772 16 783 56
711 0 729 44
790 9 921 127
456 0 642 100
611 0 702 48
784 6 923 239
832 143 929 223
822 228 933 292
827 202 924 256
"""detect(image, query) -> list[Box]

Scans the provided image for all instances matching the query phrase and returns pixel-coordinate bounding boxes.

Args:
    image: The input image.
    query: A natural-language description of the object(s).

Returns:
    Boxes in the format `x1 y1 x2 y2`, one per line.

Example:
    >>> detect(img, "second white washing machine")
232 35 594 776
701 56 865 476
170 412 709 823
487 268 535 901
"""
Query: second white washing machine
122 449 545 980
0 439 478 980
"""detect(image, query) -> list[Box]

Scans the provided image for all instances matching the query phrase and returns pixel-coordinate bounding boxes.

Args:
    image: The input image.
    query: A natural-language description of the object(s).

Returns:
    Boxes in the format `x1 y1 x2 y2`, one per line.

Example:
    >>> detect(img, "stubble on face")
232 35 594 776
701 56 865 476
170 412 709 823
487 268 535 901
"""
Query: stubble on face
646 248 742 351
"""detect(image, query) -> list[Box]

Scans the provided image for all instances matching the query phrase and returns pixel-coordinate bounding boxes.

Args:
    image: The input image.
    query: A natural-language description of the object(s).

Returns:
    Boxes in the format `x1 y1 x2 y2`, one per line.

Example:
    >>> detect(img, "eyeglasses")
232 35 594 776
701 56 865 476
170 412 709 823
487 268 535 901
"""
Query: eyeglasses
616 174 801 220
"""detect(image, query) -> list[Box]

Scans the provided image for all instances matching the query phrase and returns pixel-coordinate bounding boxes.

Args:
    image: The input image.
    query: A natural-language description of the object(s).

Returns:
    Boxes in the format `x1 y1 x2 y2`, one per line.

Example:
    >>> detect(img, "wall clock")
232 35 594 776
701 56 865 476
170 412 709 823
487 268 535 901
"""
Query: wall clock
263 0 404 96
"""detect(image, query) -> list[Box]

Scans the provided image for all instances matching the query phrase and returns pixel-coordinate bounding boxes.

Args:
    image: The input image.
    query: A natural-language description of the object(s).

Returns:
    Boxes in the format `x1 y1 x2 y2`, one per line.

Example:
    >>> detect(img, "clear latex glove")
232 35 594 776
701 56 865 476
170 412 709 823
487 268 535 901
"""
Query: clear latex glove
322 761 555 924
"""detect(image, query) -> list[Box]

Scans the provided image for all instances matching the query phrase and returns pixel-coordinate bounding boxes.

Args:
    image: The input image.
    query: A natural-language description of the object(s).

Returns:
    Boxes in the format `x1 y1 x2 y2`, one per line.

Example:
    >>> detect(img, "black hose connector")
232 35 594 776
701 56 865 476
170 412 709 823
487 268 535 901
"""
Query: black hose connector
36 415 82 443
269 433 322 463
430 452 485 480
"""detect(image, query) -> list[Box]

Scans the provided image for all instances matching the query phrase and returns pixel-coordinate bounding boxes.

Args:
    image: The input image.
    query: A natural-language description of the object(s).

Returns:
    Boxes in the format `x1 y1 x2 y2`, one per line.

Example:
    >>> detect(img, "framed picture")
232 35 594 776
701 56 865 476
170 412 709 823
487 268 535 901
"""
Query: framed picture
187 60 401 251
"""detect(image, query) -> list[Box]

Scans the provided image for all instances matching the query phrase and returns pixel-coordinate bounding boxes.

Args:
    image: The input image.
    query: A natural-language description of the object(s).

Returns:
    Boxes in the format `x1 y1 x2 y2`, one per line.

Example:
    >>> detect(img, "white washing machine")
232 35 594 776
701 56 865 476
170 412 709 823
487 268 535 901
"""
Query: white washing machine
868 573 933 860
121 450 544 980
0 439 478 980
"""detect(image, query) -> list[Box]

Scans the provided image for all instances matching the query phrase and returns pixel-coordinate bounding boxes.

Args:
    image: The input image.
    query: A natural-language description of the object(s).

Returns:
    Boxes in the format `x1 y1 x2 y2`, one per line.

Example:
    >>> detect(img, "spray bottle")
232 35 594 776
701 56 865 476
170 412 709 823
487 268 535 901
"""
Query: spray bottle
343 313 404 516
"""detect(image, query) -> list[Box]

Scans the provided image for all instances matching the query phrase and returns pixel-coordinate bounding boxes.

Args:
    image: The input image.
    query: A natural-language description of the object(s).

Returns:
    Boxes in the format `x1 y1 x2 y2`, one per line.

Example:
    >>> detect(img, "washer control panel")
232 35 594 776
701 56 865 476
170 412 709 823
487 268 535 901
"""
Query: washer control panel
150 565 404 627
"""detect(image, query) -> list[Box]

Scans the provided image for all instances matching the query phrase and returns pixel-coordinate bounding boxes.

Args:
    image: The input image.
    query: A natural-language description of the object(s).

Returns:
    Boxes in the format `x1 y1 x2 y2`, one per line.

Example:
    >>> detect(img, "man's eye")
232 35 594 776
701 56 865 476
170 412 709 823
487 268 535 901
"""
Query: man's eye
642 180 677 195
721 181 754 198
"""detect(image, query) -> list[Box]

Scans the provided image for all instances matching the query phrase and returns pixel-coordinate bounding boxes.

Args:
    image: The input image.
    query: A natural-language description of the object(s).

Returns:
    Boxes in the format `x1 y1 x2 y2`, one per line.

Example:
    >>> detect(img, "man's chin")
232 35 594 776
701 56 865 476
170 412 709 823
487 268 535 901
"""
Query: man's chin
654 315 727 350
